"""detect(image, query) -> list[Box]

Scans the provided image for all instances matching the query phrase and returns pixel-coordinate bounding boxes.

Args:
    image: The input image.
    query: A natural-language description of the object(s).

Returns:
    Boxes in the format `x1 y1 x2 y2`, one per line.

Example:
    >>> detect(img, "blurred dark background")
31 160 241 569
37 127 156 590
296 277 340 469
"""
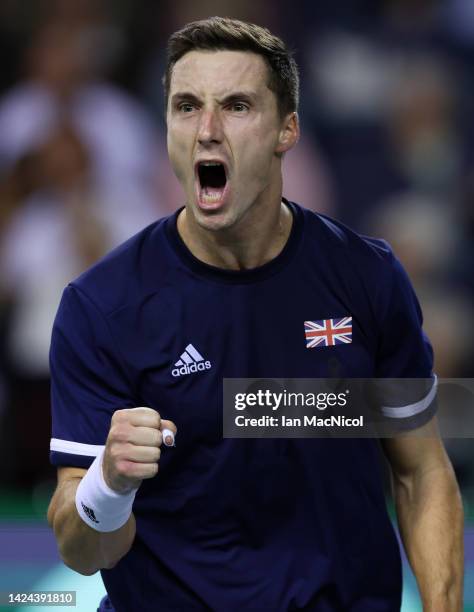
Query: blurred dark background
0 0 473 561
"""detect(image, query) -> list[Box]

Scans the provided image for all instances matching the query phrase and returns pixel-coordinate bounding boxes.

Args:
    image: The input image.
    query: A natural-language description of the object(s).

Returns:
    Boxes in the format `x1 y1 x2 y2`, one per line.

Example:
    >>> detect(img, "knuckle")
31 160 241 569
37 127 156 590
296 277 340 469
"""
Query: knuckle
108 441 132 464
112 408 129 423
126 462 140 478
111 409 122 423
110 424 127 443
104 441 117 462
106 444 114 458
115 459 130 478
121 426 134 444
135 406 157 420
109 444 122 461
118 458 141 481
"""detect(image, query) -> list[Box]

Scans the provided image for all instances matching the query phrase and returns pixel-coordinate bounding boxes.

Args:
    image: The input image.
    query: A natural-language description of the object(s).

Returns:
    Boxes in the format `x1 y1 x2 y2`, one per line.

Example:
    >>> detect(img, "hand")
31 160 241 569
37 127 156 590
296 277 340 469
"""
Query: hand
102 407 177 493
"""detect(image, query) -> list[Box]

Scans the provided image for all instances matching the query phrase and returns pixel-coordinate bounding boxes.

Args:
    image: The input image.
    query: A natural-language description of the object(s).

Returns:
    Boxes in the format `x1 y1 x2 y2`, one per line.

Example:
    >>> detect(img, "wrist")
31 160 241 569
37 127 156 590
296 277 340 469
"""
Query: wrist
75 448 138 533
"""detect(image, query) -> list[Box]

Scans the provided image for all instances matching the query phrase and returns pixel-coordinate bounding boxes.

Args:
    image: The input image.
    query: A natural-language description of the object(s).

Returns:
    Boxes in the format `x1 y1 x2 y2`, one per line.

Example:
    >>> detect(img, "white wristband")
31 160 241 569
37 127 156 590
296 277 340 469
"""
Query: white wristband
75 448 137 533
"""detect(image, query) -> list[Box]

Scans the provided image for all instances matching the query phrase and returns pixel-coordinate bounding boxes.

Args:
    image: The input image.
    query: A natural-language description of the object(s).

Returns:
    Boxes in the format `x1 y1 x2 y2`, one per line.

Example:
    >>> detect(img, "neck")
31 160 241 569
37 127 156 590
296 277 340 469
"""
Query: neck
177 195 293 271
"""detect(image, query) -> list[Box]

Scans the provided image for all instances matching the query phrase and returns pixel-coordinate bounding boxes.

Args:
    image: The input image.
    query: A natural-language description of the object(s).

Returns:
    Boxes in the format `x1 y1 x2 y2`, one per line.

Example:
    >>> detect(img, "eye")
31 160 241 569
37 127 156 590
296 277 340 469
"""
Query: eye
228 102 249 112
178 102 196 113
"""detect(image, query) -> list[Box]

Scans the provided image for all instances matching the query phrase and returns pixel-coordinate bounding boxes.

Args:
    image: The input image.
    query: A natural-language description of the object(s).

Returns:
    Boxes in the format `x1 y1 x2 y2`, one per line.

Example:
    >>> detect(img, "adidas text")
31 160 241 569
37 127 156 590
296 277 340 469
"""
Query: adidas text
172 361 212 377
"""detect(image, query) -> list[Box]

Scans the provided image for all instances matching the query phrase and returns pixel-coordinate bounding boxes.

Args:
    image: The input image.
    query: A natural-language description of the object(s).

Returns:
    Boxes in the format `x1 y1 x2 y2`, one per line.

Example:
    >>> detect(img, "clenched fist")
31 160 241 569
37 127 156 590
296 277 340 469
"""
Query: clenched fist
102 407 177 493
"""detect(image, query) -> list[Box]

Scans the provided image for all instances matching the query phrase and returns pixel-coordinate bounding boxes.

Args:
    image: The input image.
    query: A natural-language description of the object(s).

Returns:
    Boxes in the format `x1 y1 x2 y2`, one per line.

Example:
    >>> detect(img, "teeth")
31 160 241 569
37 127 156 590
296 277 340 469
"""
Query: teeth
200 162 221 166
201 192 222 203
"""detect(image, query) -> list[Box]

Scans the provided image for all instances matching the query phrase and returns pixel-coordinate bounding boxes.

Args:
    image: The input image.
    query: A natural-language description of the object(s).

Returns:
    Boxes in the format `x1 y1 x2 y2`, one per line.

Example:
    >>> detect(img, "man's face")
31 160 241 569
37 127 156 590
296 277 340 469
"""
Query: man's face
166 50 294 232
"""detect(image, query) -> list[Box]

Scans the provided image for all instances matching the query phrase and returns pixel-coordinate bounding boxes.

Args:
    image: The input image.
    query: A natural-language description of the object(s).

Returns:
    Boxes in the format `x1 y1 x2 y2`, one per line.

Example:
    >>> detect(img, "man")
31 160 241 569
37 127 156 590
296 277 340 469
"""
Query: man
47 17 463 612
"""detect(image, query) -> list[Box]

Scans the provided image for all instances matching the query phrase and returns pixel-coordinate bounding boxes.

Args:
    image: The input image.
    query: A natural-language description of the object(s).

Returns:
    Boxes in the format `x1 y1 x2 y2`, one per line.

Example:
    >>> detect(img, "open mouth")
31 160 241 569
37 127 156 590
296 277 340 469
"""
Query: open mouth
196 161 228 208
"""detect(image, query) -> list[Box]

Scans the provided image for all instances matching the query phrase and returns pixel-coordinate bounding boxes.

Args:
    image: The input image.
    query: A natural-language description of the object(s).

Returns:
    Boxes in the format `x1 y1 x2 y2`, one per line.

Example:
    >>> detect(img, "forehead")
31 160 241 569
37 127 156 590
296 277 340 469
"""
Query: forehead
169 50 271 98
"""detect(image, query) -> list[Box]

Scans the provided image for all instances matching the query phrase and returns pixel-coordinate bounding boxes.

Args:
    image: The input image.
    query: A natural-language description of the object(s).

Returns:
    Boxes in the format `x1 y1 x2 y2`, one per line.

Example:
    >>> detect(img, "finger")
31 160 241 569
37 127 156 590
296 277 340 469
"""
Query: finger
114 407 161 429
124 444 161 464
118 459 159 481
160 420 177 435
161 428 175 447
127 426 162 448
160 420 177 447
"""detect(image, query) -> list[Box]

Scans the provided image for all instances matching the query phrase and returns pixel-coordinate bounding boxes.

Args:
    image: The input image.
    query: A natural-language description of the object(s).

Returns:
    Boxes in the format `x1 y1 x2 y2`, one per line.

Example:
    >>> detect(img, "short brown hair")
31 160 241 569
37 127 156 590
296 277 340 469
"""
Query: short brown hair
163 16 299 118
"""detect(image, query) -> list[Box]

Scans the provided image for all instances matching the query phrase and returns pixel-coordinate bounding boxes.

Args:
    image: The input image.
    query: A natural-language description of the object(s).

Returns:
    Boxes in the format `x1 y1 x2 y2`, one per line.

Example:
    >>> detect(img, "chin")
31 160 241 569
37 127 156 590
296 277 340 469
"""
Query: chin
195 213 234 232
192 203 238 232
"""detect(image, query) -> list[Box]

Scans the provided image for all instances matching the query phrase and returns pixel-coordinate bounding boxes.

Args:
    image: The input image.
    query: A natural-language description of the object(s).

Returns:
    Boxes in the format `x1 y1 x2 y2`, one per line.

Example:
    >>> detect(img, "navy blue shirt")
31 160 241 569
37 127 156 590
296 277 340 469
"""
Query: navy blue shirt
50 202 436 611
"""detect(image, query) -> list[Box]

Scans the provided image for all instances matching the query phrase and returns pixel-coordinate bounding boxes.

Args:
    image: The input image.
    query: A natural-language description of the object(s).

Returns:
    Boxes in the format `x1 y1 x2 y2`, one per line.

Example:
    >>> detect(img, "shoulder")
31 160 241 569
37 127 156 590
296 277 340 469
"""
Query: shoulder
294 203 411 328
298 204 396 272
70 213 175 316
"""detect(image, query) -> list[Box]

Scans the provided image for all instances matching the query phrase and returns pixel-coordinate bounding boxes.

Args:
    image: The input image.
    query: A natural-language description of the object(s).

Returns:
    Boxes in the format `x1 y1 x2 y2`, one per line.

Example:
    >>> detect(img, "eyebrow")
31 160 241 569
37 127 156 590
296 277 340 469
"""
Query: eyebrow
218 92 257 105
170 92 200 106
170 91 257 106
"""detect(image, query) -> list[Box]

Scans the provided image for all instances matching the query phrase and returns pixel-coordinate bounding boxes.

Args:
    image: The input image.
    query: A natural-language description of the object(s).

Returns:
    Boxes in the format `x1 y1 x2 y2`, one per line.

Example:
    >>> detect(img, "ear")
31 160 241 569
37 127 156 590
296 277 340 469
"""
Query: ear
276 112 300 154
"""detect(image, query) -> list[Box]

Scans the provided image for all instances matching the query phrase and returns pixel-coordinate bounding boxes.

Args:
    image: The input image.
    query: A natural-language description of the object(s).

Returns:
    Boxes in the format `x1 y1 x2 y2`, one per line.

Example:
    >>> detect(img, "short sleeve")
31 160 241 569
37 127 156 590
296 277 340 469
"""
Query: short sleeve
372 250 437 431
49 284 136 468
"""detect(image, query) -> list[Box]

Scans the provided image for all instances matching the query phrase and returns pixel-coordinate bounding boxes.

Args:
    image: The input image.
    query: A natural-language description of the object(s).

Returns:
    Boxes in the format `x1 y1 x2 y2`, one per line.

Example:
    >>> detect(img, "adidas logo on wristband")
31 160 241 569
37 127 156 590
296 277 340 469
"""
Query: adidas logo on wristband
81 501 99 524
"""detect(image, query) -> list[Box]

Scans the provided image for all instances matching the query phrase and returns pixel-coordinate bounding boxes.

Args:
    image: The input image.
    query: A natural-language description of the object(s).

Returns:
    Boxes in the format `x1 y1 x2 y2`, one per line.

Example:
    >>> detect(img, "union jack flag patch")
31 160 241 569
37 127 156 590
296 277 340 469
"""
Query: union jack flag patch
304 317 352 348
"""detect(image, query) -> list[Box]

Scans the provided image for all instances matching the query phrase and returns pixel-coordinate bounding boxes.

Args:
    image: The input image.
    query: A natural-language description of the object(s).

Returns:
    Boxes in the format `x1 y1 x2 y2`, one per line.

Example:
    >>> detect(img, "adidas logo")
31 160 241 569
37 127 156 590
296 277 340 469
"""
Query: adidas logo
171 344 212 377
81 501 99 524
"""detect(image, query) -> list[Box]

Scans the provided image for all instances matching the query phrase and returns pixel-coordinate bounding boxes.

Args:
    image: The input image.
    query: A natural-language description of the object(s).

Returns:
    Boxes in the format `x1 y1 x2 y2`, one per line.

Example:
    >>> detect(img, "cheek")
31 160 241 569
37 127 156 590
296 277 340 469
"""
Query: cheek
244 116 278 154
167 127 191 182
168 151 183 183
238 127 278 178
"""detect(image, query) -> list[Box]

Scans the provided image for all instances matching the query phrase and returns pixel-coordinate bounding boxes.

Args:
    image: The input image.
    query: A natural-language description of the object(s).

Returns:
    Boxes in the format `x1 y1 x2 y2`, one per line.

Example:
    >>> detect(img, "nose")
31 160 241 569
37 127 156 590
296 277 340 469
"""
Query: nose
197 108 223 146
